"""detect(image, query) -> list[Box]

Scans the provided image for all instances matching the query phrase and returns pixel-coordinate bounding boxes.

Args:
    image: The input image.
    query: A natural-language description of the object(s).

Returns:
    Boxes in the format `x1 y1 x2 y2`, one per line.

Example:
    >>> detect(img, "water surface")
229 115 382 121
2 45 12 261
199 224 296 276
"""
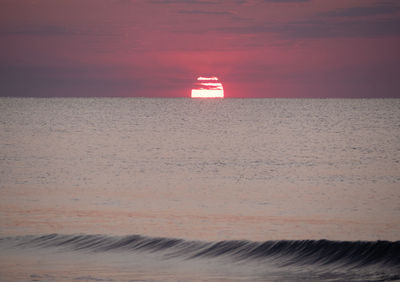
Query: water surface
0 98 399 280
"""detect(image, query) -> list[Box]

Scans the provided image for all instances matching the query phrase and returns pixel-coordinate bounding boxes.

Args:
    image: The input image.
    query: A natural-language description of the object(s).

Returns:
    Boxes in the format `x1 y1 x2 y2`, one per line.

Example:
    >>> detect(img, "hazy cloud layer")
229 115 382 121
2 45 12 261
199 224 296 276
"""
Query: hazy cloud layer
319 2 400 18
214 17 400 39
178 10 233 15
263 0 310 2
0 25 120 37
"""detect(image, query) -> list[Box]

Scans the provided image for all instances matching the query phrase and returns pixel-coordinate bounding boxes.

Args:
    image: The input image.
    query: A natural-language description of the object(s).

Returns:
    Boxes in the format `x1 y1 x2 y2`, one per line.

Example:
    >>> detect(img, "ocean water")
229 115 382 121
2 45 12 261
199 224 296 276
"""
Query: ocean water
0 97 399 281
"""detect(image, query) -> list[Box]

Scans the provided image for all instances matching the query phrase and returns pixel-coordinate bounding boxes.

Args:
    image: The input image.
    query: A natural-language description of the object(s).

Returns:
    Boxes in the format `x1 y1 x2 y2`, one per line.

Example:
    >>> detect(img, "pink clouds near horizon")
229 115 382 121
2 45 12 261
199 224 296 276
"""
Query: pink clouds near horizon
1 0 399 98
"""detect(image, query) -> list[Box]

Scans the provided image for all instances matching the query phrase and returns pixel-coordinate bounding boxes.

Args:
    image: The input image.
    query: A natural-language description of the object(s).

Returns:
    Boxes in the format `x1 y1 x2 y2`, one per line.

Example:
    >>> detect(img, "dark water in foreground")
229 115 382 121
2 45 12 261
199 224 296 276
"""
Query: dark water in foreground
1 98 400 280
1 234 399 281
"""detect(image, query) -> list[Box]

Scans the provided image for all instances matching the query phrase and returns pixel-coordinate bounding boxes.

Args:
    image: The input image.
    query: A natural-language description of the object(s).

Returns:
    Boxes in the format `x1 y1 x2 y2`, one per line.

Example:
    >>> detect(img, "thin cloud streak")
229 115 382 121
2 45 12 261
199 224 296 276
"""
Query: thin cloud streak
213 18 400 39
178 10 233 15
319 2 400 18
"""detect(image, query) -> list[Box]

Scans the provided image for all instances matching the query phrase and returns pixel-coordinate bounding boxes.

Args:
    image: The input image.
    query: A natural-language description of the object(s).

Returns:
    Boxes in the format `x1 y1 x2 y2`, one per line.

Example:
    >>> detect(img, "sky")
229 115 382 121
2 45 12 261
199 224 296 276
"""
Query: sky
1 0 400 98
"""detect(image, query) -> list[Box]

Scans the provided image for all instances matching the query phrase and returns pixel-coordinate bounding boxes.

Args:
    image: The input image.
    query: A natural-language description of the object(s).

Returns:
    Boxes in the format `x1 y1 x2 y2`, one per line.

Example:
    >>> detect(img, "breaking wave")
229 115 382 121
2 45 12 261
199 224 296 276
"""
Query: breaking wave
2 234 399 269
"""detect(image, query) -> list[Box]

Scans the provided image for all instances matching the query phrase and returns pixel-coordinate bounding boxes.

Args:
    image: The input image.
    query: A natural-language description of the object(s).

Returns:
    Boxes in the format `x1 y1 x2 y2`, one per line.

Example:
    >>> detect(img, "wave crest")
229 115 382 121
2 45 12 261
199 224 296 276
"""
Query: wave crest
2 234 399 268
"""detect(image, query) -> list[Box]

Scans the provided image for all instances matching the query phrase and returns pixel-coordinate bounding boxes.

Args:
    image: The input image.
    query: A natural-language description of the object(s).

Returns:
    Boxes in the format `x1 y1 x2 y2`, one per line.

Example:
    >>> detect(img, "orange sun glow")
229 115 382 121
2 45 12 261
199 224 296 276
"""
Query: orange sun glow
191 76 224 98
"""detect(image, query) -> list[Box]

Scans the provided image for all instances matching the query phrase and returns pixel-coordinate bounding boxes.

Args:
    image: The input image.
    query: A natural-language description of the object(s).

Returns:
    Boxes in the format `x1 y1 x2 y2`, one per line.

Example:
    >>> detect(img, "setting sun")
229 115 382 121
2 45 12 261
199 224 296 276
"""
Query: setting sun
191 76 224 98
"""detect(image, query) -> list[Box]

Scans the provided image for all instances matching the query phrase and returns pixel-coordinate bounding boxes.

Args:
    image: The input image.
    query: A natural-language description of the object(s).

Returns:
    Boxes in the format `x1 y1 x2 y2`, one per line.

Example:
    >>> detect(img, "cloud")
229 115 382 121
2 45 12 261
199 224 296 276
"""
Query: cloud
214 17 400 39
275 18 400 39
178 9 232 15
166 1 400 39
151 0 246 5
0 25 71 36
263 0 310 2
0 25 119 37
0 64 139 97
319 2 400 18
151 0 218 4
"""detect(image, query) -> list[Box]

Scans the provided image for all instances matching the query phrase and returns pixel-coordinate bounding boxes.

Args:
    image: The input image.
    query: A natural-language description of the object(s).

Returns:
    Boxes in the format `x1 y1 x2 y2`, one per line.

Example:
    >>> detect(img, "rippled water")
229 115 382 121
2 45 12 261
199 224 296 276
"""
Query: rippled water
0 97 399 281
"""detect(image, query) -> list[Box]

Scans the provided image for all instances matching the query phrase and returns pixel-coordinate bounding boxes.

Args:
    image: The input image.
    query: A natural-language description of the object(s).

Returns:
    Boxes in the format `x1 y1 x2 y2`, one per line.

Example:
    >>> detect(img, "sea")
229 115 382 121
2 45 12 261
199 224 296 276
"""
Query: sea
0 97 399 281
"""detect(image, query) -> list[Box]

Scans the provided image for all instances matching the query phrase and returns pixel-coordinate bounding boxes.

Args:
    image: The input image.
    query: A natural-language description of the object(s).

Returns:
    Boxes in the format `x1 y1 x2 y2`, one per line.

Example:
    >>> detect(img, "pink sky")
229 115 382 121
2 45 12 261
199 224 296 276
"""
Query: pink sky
1 0 400 97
